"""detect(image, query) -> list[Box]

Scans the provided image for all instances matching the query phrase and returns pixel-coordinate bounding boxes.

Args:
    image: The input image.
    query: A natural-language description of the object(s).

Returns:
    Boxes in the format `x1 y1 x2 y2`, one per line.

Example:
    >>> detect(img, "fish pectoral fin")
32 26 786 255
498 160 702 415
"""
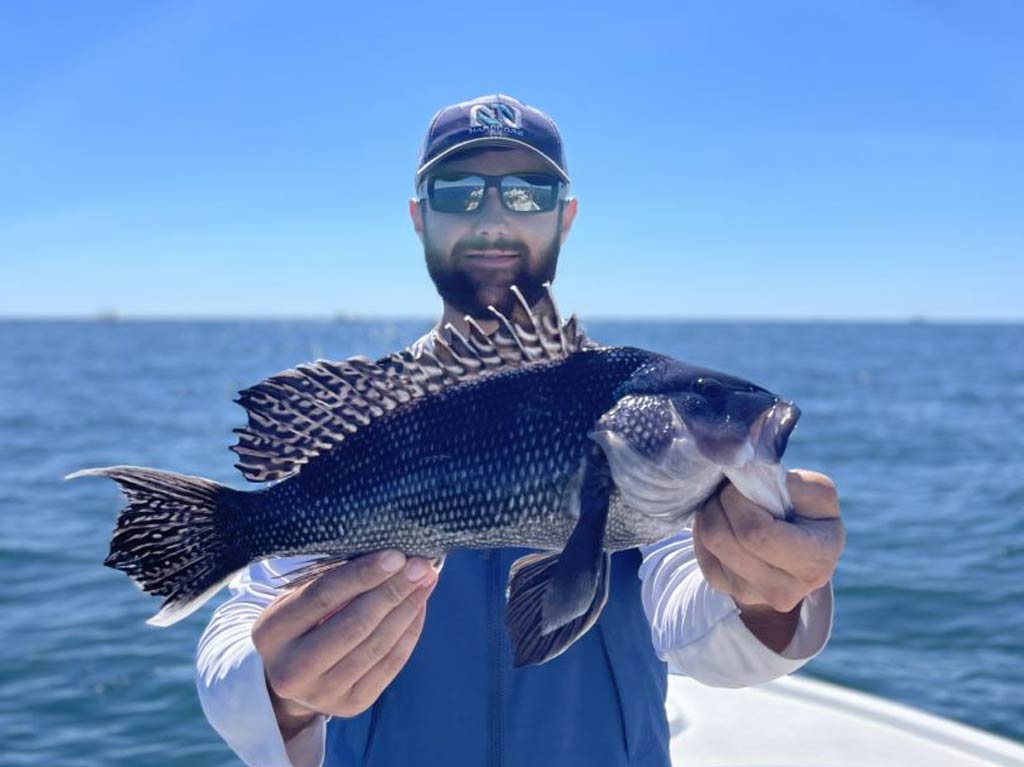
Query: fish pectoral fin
506 550 612 667
273 553 352 591
506 449 613 667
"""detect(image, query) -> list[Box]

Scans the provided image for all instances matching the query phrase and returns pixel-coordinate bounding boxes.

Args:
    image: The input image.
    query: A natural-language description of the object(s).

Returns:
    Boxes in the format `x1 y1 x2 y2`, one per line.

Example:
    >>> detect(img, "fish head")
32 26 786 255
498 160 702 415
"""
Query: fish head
595 354 801 522
615 354 800 467
668 372 799 468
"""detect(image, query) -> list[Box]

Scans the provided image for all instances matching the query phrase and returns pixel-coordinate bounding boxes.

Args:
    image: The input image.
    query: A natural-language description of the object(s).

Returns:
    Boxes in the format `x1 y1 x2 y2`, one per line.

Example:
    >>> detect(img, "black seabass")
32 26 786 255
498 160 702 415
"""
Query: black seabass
66 284 800 667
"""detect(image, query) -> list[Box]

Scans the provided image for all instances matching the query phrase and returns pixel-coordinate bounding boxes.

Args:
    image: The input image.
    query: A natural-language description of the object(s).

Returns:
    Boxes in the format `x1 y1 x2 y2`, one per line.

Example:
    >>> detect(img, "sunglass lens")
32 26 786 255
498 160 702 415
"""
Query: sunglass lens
431 175 485 212
501 175 559 212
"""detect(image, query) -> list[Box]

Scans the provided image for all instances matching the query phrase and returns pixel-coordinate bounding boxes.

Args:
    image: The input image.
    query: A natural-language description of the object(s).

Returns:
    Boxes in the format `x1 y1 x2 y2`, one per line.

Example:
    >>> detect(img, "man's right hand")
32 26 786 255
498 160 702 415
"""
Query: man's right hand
251 550 438 742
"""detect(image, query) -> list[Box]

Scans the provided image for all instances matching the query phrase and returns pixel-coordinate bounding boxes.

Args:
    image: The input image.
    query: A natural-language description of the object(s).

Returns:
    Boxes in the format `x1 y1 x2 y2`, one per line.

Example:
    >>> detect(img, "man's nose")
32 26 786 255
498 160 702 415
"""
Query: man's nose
471 186 510 237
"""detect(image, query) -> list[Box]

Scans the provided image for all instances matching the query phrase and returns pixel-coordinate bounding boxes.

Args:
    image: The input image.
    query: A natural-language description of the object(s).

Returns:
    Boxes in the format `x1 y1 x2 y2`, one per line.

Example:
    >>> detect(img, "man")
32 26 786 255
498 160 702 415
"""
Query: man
196 94 844 767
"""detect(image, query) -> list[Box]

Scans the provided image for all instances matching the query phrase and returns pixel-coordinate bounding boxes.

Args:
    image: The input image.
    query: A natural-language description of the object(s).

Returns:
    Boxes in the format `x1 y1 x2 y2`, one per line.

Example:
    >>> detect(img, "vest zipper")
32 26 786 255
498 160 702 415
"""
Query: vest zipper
487 550 504 767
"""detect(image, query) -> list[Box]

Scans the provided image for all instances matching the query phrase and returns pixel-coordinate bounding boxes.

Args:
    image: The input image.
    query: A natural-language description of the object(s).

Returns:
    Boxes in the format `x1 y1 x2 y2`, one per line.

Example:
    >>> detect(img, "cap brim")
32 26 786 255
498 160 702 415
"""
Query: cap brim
414 137 570 189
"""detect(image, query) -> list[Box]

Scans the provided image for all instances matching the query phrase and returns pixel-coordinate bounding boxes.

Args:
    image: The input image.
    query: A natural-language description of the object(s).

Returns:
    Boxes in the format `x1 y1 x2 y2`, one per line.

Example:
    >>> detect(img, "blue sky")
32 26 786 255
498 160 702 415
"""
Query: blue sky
1 1 1021 319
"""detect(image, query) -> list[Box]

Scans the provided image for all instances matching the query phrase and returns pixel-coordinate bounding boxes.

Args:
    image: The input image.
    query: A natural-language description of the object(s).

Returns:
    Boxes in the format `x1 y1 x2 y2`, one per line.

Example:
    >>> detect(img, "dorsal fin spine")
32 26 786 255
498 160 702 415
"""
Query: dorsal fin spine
487 305 529 357
542 282 569 356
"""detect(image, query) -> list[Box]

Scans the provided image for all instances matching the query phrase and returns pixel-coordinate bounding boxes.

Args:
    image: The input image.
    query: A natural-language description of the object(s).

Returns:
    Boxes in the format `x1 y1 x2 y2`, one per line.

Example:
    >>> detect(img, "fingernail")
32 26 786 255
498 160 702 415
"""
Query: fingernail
379 550 406 573
404 558 430 581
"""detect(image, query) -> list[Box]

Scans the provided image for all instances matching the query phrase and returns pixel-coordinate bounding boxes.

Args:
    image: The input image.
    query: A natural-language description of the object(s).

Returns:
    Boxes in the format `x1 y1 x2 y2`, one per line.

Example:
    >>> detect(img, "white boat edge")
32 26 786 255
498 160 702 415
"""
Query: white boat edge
666 672 1024 767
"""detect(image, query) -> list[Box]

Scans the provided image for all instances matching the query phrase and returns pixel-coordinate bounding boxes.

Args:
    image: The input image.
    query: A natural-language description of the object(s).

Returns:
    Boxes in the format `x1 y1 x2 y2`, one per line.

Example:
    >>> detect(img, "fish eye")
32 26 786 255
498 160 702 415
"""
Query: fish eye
694 377 726 400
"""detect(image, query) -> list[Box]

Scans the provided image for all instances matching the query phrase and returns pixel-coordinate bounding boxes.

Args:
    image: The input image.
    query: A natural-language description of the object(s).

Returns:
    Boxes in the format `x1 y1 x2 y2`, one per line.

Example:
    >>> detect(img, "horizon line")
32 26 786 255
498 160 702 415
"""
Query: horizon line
1 313 1021 325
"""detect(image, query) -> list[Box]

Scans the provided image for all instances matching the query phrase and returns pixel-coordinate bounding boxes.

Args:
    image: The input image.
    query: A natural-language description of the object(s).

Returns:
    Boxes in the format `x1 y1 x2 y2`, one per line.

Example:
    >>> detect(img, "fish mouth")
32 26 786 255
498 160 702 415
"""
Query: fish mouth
750 400 801 463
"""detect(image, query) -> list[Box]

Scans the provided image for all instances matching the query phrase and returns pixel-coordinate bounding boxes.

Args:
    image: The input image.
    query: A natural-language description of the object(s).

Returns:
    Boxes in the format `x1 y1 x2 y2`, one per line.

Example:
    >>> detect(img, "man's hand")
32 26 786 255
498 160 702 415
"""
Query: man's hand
251 550 438 743
693 469 845 652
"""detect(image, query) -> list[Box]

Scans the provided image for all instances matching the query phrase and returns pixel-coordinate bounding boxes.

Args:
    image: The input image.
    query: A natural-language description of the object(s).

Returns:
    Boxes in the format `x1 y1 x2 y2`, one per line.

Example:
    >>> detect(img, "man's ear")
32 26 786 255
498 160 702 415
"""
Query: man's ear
409 197 425 242
559 197 578 244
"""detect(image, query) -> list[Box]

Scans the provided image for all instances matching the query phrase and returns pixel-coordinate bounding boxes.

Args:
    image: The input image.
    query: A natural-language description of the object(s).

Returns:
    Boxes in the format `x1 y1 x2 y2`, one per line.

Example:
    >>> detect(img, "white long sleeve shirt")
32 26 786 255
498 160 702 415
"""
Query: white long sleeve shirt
195 532 833 767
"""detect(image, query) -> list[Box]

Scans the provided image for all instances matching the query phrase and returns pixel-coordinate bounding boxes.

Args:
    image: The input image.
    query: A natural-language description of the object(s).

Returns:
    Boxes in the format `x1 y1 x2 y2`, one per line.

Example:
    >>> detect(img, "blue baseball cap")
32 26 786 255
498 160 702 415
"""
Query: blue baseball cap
414 94 570 191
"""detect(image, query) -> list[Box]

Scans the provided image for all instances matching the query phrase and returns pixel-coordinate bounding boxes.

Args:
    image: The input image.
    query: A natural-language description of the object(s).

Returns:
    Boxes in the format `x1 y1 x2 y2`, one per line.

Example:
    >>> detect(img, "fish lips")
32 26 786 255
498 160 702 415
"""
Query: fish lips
749 400 801 463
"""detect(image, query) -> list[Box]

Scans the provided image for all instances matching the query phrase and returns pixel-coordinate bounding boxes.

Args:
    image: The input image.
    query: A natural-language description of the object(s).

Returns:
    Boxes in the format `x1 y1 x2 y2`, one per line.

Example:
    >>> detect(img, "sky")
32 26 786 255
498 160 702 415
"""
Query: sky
0 1 1021 320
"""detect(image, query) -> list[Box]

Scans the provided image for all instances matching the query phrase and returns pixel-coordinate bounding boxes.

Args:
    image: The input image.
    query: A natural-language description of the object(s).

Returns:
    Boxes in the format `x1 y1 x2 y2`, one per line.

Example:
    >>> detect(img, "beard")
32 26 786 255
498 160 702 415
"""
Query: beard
422 217 561 318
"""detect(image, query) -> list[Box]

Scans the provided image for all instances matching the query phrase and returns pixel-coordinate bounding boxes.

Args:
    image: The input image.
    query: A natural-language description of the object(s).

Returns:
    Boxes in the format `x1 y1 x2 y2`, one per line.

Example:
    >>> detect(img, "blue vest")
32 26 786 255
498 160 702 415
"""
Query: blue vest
324 547 671 766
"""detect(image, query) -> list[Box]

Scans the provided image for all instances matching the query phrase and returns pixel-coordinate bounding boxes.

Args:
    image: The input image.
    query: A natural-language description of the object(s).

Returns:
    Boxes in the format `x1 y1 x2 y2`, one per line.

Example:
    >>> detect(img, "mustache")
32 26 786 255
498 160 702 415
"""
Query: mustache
454 236 528 255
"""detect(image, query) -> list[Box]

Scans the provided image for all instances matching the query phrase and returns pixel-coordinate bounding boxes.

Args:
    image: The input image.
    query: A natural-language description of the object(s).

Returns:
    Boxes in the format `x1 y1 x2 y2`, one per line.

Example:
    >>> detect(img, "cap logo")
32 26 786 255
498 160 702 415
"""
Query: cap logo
470 102 522 131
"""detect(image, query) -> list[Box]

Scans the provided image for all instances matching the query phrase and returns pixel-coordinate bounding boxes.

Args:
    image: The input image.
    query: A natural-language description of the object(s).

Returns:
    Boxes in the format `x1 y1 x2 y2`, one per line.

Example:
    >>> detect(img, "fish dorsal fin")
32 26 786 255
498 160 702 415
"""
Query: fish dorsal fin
231 283 590 483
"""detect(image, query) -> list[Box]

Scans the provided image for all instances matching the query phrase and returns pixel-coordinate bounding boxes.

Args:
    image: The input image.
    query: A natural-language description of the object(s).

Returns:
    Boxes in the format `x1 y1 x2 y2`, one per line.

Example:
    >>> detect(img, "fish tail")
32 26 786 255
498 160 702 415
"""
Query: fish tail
65 465 250 626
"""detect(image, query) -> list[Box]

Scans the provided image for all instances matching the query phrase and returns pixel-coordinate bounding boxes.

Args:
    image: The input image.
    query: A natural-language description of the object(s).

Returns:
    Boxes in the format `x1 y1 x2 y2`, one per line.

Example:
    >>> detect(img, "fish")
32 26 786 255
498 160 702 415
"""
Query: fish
65 283 801 667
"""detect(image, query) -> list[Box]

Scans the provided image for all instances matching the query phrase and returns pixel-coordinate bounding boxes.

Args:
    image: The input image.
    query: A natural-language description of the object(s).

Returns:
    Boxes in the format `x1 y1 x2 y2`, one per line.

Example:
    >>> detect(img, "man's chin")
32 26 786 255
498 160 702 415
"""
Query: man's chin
427 260 556 318
462 283 521 317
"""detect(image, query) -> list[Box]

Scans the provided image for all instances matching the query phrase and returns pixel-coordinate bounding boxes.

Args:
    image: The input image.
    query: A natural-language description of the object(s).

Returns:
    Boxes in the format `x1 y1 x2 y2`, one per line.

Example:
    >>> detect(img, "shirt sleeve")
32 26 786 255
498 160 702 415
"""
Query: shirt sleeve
195 555 331 767
637 527 834 688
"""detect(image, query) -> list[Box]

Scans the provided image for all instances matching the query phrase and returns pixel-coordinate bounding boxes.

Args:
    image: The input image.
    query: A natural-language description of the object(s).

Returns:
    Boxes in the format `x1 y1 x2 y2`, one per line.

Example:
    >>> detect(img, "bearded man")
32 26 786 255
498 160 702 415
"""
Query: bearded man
196 94 844 767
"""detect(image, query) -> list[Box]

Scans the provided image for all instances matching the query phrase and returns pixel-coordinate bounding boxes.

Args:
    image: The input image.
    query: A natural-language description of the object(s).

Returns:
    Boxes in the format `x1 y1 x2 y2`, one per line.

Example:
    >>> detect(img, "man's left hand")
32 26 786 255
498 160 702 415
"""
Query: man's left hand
692 469 845 651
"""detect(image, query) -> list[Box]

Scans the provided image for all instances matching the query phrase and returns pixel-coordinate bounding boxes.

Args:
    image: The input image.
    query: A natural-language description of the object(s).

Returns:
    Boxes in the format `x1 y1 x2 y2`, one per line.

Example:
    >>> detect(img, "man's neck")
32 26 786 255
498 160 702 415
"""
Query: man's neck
432 293 557 341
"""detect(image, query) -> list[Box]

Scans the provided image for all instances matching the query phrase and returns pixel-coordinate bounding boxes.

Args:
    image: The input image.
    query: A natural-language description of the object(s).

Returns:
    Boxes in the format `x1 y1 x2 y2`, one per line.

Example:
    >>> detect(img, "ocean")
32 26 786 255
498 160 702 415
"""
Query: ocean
1 318 1021 765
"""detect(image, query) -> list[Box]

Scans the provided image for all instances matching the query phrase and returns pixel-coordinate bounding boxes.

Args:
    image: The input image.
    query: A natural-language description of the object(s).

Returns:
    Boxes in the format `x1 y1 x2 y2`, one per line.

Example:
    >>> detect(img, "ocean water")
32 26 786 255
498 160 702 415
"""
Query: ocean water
1 318 1021 765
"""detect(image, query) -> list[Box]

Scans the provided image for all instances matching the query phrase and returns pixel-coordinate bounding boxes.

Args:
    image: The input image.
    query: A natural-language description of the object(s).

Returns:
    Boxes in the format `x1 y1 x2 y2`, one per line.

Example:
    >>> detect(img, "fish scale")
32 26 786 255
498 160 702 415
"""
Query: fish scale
66 284 801 666
244 348 648 562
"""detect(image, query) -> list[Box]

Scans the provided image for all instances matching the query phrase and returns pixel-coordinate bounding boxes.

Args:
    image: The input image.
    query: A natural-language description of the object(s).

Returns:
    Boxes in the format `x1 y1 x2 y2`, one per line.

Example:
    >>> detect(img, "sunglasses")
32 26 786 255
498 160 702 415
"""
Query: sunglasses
420 173 565 214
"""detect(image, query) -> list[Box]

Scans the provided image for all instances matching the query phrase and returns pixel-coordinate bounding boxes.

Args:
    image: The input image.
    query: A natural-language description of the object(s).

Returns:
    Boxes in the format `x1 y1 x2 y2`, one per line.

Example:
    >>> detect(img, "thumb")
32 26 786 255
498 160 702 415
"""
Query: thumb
786 469 840 521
